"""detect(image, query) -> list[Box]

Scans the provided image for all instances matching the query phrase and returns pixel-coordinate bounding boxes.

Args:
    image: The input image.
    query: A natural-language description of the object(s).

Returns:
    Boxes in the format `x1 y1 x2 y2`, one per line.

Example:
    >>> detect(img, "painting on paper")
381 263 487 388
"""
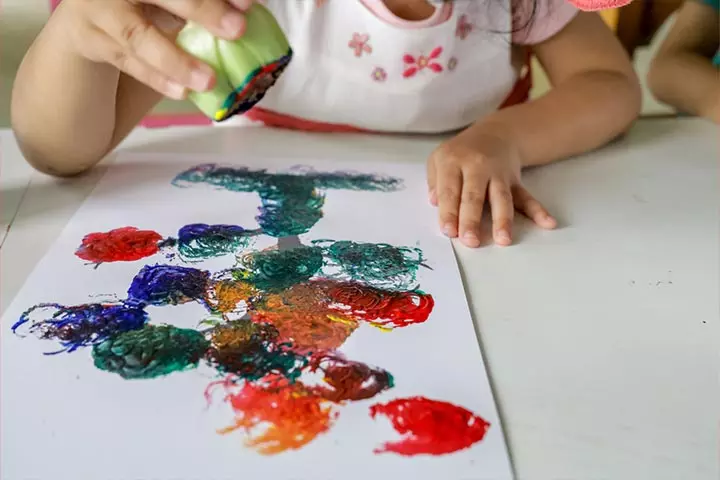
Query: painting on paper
0 154 513 480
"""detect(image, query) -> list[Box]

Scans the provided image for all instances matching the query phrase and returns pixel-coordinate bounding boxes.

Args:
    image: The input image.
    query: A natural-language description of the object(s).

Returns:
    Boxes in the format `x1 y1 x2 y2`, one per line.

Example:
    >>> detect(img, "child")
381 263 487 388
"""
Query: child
11 0 640 248
647 0 720 123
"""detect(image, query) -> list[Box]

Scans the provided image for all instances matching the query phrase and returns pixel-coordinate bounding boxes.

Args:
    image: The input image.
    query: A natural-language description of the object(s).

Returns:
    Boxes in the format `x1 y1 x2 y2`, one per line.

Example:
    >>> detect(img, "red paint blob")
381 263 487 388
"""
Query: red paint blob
323 281 434 328
370 396 490 456
75 227 163 263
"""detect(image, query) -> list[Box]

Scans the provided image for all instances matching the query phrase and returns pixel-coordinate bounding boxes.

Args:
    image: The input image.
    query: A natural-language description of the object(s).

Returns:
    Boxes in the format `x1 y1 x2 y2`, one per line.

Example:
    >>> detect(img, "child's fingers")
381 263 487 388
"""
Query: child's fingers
457 167 488 248
150 0 247 40
426 157 438 206
115 53 186 100
95 6 214 92
435 163 462 238
85 28 185 99
488 179 514 246
512 185 557 229
132 31 215 92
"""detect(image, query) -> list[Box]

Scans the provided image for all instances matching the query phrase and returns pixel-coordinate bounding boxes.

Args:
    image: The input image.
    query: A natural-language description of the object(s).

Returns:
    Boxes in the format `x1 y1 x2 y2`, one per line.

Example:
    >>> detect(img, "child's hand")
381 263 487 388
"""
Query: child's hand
427 125 558 248
59 0 253 100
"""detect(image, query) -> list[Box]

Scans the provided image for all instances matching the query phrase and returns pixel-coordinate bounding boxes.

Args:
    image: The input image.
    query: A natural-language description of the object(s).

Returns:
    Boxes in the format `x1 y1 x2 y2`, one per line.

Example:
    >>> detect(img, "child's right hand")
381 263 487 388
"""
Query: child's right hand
59 0 253 100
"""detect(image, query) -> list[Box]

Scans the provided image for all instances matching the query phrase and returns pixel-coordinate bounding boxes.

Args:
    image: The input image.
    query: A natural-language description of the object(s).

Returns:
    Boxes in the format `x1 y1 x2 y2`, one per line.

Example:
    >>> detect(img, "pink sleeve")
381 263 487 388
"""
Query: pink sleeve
512 0 579 45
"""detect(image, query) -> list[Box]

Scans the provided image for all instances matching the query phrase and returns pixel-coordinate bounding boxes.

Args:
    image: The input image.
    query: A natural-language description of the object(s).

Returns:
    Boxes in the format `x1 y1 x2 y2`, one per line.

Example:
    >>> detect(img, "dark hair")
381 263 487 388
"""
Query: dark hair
511 0 540 34
439 0 544 36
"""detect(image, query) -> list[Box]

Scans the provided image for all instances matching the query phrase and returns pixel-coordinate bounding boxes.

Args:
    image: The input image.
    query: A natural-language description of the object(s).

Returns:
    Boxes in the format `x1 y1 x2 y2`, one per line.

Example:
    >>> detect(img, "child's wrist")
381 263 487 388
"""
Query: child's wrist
467 117 527 167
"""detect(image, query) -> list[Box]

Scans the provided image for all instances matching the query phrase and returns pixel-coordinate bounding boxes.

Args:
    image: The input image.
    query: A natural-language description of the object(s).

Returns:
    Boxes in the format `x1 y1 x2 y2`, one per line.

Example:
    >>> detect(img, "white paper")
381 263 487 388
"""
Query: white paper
1 153 513 480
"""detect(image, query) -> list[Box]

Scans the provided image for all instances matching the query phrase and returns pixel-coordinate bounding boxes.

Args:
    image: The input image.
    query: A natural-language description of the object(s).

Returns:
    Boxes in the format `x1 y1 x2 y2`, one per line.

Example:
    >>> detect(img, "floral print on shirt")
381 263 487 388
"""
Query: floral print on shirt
402 47 444 78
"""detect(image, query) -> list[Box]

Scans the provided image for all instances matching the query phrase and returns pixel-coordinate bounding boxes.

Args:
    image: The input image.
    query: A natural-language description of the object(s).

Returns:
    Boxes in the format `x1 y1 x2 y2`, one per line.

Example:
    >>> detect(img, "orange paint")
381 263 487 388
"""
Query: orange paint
211 376 336 455
209 279 256 314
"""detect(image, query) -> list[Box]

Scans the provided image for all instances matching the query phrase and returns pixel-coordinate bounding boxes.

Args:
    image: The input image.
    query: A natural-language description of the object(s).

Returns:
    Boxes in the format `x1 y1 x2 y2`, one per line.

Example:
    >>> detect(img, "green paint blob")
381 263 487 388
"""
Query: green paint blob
316 240 425 291
92 325 209 379
236 245 324 292
256 176 325 237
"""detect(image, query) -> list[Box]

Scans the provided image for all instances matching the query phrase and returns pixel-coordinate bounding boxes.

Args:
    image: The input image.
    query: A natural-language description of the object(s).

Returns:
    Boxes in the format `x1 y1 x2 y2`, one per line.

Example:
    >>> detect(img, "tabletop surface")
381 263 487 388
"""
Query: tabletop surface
1 118 718 479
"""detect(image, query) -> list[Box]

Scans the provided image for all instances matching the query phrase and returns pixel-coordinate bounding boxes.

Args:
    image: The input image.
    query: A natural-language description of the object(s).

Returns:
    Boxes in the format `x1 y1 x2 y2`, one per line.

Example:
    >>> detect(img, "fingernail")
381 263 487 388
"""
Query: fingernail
542 214 557 227
442 223 456 237
428 189 436 204
222 12 245 37
165 81 186 100
496 229 511 244
463 231 480 247
190 67 213 91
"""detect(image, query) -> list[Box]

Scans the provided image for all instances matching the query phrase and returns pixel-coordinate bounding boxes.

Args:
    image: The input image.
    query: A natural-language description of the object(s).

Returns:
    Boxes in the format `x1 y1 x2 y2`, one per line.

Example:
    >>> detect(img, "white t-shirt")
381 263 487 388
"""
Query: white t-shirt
243 0 578 133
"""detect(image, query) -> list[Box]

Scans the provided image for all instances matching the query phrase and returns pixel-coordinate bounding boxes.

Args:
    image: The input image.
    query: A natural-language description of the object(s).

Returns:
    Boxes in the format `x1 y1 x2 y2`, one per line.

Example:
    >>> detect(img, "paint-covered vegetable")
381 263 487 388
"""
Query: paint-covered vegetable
176 3 292 122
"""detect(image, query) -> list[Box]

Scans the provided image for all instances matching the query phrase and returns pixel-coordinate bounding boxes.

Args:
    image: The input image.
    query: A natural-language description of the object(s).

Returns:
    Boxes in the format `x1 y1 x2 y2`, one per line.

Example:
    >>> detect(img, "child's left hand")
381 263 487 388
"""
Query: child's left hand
427 124 558 248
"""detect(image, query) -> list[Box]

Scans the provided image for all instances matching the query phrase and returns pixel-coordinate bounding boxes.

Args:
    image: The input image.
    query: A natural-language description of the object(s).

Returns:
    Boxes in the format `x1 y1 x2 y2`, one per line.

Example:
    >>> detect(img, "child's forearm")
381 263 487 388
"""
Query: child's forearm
12 14 120 176
470 69 641 168
648 54 720 123
11 11 161 176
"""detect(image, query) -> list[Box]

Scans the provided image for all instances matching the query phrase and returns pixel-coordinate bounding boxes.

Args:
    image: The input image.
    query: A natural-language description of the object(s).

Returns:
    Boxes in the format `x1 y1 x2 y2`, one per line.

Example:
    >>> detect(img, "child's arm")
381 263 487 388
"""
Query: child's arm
476 11 641 168
428 12 640 247
647 0 720 123
11 0 247 177
12 18 162 177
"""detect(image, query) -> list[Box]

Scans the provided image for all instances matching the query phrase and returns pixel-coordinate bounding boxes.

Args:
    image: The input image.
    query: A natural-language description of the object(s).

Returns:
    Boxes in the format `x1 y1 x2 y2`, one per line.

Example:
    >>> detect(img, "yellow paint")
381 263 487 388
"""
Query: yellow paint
326 315 356 326
599 9 619 30
215 110 227 121
370 324 393 333
327 314 392 333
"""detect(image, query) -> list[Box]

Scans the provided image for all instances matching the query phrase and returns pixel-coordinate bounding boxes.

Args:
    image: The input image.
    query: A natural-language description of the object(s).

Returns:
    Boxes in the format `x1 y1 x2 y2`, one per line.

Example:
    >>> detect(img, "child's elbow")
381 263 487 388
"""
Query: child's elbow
11 95 104 178
25 154 97 178
613 69 643 133
11 115 102 178
14 132 100 178
628 72 643 124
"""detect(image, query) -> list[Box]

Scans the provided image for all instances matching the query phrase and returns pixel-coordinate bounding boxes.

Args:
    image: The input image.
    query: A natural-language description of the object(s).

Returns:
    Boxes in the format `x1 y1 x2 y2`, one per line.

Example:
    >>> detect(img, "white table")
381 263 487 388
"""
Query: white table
1 118 718 479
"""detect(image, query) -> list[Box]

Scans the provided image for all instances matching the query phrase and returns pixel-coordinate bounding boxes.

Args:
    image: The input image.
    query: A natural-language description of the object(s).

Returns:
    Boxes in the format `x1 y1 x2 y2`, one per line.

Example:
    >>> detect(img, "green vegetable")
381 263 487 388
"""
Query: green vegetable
176 4 292 121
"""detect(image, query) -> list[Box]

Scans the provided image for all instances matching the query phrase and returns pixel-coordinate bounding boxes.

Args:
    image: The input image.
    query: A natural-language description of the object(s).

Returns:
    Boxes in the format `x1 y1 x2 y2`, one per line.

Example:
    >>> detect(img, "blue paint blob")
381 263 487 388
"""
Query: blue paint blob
12 302 148 354
127 265 210 306
177 223 255 259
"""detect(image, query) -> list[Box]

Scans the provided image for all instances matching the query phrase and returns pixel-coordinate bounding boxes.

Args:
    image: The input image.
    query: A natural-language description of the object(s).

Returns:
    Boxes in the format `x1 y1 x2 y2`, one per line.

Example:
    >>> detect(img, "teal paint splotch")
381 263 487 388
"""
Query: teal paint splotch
173 164 402 237
92 325 210 379
172 164 266 193
315 240 426 291
256 176 325 237
235 245 324 292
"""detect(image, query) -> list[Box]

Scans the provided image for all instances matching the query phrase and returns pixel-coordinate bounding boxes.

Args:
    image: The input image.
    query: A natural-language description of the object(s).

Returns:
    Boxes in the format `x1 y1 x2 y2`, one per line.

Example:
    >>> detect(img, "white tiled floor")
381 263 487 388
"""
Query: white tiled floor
0 1 675 128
